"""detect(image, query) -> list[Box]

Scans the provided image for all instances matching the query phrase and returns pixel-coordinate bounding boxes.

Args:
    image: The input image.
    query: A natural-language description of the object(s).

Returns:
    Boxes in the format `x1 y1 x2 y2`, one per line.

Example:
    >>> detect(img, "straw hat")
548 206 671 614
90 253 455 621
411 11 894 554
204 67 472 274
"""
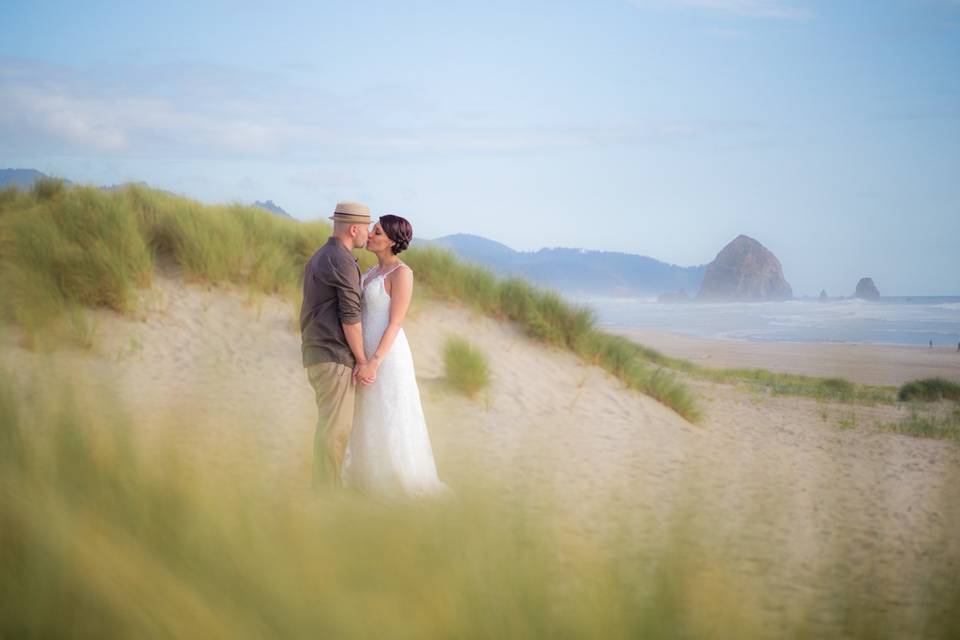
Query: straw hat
329 201 371 225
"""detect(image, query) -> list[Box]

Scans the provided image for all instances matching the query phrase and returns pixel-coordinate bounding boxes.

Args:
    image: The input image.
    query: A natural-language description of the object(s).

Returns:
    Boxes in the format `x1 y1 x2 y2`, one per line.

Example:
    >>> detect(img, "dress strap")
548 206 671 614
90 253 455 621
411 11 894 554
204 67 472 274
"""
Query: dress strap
361 265 378 287
381 262 406 278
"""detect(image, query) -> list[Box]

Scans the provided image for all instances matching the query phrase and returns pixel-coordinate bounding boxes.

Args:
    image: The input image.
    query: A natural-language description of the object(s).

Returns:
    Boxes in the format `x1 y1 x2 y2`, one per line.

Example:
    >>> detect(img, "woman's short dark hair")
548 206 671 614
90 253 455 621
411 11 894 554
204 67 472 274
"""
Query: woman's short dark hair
379 214 413 255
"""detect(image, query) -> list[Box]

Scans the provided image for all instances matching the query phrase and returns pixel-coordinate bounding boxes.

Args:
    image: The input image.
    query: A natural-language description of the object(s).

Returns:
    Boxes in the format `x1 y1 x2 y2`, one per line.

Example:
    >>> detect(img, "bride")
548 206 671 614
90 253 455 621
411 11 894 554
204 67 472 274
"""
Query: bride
340 214 451 498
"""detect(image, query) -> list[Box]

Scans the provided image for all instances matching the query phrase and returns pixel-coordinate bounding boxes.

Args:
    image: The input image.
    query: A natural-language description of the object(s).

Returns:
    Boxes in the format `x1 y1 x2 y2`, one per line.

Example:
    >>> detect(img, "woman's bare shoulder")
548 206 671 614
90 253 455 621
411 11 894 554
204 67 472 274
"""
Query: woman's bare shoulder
385 262 413 295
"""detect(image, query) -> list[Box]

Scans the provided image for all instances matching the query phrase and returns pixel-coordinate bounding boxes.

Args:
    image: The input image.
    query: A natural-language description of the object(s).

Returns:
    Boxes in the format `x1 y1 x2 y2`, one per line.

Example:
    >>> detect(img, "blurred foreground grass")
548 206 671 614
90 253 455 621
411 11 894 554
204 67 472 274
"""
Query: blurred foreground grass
0 369 717 638
2 367 959 639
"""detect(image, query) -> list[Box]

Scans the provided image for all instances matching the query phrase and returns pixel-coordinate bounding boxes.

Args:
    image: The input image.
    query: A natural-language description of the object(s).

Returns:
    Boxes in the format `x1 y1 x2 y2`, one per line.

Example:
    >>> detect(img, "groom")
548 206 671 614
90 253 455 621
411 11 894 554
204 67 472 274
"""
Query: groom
300 201 372 490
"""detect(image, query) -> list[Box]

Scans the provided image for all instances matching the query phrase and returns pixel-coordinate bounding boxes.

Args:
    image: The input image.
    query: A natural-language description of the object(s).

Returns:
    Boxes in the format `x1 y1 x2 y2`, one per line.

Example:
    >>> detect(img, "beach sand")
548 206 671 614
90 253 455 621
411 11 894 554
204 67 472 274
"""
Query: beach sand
617 328 960 387
4 272 958 634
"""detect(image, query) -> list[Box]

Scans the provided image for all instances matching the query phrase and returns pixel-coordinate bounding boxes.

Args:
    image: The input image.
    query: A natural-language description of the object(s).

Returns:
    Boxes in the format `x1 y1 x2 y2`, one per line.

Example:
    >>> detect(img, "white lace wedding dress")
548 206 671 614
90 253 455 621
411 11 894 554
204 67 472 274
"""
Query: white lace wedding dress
341 264 451 498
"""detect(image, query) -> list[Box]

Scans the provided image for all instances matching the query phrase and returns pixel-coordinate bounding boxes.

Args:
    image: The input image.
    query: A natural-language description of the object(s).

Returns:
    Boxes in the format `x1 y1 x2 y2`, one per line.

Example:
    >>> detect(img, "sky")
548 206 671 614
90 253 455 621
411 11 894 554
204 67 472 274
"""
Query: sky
1 0 958 296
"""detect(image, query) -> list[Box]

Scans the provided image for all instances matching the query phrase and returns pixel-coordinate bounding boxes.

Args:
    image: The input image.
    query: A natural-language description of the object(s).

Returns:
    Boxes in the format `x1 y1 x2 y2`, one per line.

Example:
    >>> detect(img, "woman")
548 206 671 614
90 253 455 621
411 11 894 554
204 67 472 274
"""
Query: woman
340 214 451 498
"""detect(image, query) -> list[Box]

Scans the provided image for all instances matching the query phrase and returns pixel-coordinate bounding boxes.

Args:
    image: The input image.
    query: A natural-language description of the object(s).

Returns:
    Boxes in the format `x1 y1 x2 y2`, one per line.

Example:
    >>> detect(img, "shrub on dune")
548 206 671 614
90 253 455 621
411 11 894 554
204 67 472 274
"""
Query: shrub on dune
443 336 491 398
897 377 960 402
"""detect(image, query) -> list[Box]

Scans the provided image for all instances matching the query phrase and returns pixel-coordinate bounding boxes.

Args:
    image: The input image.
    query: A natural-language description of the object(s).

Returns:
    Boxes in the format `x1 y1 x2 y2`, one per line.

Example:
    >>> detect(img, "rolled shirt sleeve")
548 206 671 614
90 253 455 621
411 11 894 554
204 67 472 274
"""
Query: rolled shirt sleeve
329 254 362 324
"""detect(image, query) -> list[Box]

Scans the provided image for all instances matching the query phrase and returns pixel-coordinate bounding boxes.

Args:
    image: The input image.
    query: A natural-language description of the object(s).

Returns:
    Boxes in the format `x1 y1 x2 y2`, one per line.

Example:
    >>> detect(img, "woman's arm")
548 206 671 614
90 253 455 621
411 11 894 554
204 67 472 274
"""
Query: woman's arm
365 266 413 374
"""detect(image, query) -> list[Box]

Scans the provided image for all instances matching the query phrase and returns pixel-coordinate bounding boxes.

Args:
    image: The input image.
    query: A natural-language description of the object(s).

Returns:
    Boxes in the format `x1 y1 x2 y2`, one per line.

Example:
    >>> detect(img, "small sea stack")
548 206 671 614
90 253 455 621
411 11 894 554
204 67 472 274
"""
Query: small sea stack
854 277 880 300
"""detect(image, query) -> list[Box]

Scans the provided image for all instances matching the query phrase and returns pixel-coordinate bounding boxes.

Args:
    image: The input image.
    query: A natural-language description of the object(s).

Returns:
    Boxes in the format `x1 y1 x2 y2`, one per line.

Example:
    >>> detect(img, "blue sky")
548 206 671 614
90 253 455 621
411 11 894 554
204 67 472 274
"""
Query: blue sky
1 0 958 295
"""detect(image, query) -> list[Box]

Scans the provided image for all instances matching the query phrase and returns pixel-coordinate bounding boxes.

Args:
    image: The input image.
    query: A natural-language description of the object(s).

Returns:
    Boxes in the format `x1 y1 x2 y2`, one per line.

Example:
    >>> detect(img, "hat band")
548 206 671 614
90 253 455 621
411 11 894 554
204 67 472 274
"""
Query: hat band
332 213 370 220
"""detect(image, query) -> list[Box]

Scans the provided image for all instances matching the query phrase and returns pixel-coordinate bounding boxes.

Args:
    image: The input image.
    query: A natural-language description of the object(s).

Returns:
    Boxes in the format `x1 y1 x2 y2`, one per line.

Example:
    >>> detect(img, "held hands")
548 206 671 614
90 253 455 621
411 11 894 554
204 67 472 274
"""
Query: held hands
353 357 380 387
352 362 371 386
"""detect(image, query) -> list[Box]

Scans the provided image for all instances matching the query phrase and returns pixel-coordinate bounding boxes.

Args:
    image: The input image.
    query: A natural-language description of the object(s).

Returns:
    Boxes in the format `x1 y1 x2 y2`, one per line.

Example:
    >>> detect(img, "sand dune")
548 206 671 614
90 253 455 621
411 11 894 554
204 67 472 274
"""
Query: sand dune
4 273 959 632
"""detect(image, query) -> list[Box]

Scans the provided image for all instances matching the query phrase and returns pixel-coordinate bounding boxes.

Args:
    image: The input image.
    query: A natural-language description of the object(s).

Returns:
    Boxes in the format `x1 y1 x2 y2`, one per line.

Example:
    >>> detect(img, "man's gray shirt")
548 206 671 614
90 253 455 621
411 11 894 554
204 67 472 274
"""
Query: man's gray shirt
300 237 362 368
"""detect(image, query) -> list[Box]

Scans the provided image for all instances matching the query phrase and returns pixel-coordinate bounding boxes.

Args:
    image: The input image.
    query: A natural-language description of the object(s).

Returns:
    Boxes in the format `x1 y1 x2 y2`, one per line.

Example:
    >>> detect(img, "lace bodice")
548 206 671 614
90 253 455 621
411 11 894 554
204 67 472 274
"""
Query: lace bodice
361 265 399 321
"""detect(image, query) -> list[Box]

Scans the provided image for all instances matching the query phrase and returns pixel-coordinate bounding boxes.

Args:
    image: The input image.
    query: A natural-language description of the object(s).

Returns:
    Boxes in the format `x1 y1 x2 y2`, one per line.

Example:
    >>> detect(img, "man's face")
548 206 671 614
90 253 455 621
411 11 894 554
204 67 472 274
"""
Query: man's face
352 223 369 248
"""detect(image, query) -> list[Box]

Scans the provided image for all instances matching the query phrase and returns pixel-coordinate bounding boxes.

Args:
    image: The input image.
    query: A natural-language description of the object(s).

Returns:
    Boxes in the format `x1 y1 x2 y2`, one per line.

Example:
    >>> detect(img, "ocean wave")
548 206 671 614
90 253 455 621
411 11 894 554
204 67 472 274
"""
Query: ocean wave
586 293 960 347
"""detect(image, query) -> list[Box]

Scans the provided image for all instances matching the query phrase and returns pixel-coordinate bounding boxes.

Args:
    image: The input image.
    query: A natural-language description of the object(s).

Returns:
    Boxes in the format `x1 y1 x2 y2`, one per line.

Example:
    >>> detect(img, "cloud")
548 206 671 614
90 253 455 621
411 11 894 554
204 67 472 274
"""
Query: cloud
631 0 813 20
0 58 336 157
0 57 753 161
1 86 130 152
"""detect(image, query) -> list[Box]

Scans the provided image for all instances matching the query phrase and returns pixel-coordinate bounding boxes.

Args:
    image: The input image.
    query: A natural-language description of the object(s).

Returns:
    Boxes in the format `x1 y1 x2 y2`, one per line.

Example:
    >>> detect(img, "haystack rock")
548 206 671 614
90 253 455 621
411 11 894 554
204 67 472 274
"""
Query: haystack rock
819 289 828 302
854 277 880 300
696 235 793 301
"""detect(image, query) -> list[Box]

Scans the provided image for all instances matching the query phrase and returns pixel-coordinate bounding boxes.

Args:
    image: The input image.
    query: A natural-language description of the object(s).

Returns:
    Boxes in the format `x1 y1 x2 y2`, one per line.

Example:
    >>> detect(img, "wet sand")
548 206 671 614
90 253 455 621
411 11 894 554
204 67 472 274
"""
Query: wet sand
617 329 960 387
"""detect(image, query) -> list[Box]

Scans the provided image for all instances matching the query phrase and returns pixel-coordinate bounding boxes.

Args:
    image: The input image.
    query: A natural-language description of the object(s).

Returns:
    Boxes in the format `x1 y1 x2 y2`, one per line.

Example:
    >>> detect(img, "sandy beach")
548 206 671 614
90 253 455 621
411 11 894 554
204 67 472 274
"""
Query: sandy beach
617 329 960 387
4 273 959 634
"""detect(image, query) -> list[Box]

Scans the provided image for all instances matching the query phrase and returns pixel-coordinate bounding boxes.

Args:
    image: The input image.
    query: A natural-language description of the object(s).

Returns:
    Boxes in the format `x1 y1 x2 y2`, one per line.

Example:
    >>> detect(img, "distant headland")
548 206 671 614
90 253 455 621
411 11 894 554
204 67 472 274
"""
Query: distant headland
2 169 901 301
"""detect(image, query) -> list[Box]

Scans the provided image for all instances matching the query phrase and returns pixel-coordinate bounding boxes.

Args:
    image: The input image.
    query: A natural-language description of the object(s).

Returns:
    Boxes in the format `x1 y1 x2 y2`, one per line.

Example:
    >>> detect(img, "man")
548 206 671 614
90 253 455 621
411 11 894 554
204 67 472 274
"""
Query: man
300 201 372 490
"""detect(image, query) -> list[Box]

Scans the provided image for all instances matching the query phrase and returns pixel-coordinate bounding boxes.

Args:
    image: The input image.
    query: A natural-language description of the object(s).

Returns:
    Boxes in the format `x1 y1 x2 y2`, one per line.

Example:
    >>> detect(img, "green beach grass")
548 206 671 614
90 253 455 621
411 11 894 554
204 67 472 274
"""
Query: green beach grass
897 377 960 402
0 180 332 347
884 403 960 442
404 245 700 419
442 335 491 398
0 180 947 423
0 180 698 420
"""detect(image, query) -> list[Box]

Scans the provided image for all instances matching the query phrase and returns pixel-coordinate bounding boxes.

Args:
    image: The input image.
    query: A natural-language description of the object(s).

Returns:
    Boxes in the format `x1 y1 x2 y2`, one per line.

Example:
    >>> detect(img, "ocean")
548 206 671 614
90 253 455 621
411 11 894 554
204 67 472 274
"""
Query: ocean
576 296 960 348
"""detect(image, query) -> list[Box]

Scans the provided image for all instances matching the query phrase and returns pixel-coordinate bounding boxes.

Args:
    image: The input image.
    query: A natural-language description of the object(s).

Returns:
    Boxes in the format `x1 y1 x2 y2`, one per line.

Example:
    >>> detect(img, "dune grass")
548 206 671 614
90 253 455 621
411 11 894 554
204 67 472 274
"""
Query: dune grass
2 183 960 635
0 181 913 420
0 180 330 314
0 183 698 419
0 181 153 331
123 184 337 292
2 370 959 638
404 246 700 420
580 332 897 404
402 244 905 411
883 404 960 442
898 377 960 402
703 369 895 404
0 181 331 347
442 336 491 398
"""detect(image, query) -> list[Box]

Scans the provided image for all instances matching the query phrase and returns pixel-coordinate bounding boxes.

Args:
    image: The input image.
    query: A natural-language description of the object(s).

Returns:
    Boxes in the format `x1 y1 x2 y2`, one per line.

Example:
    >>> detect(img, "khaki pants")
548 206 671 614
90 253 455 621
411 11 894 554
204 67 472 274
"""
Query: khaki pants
307 361 355 490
